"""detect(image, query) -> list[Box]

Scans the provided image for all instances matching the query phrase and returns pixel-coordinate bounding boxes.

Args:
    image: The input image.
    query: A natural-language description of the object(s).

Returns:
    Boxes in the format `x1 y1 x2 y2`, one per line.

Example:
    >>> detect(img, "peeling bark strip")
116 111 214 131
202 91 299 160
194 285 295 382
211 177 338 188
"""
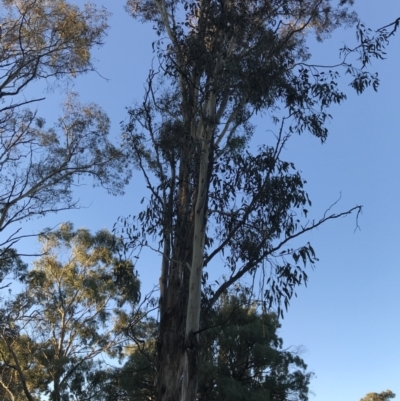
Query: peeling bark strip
122 1 388 401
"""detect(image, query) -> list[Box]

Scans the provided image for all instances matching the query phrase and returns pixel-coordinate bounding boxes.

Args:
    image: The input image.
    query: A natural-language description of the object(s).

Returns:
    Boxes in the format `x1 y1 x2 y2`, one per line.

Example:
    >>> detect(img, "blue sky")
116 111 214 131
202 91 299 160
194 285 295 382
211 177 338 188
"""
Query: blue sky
11 1 400 400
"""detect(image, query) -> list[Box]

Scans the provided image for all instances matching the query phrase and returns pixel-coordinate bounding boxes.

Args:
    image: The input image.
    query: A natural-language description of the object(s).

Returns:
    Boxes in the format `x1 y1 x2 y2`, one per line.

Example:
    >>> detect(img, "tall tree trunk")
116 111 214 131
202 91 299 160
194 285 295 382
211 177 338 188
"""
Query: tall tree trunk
155 90 215 401
156 137 194 401
182 95 215 401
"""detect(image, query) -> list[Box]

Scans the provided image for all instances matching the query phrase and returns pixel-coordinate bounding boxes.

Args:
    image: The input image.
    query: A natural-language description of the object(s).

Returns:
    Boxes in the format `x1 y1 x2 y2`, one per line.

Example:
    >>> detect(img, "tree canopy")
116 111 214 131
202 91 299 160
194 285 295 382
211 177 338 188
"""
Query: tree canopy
0 223 140 401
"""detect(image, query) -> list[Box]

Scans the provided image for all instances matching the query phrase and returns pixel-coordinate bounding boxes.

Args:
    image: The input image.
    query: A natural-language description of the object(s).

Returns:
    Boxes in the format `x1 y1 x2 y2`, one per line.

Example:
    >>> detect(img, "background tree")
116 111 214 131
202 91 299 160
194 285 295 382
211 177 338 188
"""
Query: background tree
360 391 396 401
0 0 131 256
120 1 395 400
198 289 311 401
0 223 140 401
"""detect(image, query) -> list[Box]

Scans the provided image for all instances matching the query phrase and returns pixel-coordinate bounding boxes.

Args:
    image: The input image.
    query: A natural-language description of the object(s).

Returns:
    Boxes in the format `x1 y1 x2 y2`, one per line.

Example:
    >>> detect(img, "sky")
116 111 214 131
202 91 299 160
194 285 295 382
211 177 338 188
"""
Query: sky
7 1 400 401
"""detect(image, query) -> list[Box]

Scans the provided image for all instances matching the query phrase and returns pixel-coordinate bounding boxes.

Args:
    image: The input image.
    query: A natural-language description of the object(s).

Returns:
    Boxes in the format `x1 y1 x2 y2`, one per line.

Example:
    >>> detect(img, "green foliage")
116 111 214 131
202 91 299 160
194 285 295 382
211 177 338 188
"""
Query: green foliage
198 291 311 401
110 290 311 401
0 223 140 401
361 391 396 401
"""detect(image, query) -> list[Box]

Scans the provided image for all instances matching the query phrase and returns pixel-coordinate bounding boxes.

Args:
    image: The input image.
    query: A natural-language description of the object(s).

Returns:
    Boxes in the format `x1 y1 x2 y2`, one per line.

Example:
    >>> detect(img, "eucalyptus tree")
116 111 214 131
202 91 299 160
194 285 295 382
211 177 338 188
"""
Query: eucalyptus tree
120 1 396 400
0 223 140 401
0 0 130 256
